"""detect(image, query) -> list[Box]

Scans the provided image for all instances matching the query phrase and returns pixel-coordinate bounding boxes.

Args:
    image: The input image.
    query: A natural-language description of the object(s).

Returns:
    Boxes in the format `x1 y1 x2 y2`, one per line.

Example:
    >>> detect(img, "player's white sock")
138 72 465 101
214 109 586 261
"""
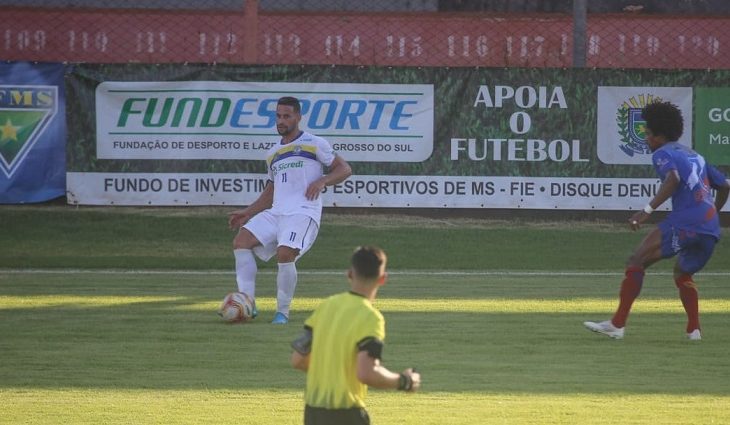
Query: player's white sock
234 249 257 299
276 262 297 317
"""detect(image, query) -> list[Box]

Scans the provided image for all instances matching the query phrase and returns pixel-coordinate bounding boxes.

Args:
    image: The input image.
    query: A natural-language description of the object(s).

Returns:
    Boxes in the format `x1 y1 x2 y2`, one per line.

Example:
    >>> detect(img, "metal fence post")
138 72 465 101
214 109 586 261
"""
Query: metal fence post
243 0 259 63
573 0 587 67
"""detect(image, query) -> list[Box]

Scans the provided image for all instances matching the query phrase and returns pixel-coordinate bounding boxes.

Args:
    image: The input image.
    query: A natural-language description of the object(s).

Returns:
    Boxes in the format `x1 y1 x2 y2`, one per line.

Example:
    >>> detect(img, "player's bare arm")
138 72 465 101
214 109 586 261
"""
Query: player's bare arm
290 326 312 371
355 351 421 392
713 178 730 212
629 170 679 231
305 155 353 201
228 181 275 229
290 350 309 371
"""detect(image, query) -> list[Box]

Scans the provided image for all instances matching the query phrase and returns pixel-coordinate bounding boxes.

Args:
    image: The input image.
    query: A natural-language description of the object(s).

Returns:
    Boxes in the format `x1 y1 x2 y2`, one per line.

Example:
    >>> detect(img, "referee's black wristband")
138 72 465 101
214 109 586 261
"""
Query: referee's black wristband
397 373 413 391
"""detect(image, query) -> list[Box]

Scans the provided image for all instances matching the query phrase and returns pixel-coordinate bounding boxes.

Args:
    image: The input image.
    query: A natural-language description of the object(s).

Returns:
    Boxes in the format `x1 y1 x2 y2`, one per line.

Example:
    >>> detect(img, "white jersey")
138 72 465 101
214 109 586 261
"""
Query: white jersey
265 131 336 225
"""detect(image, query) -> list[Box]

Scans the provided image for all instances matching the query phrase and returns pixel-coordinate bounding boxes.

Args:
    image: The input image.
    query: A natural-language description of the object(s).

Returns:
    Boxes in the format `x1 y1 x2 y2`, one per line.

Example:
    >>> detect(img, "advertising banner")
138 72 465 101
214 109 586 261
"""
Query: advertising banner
95 81 433 162
66 172 662 210
65 64 730 210
694 87 730 165
596 87 692 165
0 62 66 204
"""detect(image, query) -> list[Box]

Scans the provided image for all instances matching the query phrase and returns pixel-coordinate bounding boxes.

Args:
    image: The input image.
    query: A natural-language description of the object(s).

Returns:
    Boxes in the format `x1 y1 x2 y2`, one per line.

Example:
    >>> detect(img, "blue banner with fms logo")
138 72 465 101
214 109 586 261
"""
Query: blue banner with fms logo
0 62 66 203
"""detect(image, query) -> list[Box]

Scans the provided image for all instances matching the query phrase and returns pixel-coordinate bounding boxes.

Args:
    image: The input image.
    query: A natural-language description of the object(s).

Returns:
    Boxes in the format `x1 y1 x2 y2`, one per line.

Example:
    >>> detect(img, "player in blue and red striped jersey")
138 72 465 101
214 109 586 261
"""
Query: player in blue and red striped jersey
585 101 729 340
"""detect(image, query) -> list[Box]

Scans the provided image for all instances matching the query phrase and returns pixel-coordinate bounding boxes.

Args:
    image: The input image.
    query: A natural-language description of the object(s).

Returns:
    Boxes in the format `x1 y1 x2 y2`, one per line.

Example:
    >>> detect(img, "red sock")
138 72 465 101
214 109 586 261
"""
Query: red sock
612 266 645 328
675 274 700 333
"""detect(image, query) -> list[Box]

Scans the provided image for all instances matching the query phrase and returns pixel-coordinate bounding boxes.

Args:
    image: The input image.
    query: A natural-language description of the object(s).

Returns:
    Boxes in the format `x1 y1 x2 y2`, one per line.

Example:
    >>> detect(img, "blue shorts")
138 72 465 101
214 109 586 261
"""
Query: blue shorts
659 222 718 274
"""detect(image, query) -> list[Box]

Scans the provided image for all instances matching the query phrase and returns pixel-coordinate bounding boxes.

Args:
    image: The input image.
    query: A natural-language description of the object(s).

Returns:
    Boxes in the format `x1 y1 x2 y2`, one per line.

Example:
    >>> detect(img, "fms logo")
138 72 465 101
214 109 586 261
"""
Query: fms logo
597 87 692 165
0 85 58 177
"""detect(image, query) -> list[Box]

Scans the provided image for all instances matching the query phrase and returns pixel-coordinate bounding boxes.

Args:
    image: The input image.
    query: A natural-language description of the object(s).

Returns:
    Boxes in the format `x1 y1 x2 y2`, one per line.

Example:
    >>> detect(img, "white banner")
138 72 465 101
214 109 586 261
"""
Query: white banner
66 172 703 211
597 86 693 165
95 81 434 162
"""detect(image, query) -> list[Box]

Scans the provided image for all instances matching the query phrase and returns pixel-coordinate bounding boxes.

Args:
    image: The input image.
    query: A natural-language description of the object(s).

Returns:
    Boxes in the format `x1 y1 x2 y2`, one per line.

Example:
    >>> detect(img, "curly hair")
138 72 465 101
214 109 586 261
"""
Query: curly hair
641 101 684 141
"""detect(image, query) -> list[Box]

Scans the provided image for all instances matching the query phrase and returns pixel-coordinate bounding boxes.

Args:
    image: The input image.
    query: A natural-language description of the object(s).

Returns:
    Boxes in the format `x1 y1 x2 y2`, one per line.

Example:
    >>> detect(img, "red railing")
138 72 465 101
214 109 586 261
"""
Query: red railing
2 3 729 68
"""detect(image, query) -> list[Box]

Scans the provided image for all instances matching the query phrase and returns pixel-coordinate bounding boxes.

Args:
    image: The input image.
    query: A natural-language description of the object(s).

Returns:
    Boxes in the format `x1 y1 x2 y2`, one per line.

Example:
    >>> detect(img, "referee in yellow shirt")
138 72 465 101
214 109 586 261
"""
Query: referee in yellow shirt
290 245 421 425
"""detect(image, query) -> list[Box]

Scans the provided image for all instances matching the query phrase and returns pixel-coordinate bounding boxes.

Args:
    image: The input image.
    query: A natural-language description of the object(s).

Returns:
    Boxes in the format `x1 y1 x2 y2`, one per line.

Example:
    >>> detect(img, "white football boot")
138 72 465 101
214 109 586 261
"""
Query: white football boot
583 320 624 339
687 329 702 341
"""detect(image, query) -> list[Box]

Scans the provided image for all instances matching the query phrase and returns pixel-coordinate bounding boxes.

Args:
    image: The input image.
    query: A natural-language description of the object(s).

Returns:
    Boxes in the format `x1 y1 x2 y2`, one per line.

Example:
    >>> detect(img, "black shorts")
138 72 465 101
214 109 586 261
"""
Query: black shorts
304 405 370 425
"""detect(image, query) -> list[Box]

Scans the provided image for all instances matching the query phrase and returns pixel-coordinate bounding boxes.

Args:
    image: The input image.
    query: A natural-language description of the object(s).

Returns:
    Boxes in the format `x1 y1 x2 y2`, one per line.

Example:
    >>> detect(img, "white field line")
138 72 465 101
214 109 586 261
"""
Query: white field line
3 269 730 277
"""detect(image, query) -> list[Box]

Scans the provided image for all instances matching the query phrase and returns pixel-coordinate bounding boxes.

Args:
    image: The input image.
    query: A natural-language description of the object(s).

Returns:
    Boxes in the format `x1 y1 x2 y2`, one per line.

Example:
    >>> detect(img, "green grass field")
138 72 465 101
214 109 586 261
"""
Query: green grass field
2 206 730 424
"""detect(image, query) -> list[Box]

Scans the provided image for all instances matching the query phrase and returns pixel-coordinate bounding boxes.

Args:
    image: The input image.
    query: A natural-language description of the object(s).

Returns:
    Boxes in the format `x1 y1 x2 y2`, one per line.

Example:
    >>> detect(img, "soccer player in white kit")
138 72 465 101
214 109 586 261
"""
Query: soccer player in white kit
228 96 352 324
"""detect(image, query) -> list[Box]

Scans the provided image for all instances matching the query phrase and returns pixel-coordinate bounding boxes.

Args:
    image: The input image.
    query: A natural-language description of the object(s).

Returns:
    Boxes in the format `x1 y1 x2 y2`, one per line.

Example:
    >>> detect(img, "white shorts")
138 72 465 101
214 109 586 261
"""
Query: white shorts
243 211 320 262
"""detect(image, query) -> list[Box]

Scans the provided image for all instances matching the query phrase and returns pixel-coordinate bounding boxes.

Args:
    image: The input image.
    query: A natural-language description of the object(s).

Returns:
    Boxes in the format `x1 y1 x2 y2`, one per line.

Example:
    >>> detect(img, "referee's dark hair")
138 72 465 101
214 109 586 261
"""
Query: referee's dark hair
351 246 387 280
642 101 684 142
277 96 301 114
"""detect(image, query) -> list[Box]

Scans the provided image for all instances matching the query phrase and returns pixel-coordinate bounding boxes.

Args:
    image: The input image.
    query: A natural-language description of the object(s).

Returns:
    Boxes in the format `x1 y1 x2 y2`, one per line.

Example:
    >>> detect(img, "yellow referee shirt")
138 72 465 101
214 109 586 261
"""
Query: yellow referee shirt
304 291 386 409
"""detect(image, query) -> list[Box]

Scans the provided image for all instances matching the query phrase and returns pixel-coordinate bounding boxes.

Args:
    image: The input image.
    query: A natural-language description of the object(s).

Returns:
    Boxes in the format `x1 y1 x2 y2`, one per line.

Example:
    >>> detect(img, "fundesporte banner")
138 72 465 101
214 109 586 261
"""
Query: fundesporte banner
95 81 433 163
65 64 730 210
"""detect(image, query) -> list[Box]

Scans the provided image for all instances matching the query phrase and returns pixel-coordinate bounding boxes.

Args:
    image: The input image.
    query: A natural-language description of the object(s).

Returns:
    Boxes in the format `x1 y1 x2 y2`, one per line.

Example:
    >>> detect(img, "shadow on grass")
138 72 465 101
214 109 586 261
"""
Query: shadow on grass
3 271 729 300
1 299 729 396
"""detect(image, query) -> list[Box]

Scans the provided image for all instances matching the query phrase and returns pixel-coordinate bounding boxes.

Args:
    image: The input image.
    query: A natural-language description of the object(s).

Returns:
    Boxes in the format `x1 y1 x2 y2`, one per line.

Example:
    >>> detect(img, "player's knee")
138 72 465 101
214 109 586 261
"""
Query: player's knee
625 255 643 269
624 264 644 275
276 246 299 263
233 230 257 250
674 273 696 289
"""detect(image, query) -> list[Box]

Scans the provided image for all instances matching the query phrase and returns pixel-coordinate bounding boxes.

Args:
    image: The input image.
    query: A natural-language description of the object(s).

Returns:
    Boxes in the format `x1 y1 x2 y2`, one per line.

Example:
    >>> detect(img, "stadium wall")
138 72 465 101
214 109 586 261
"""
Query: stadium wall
2 3 730 211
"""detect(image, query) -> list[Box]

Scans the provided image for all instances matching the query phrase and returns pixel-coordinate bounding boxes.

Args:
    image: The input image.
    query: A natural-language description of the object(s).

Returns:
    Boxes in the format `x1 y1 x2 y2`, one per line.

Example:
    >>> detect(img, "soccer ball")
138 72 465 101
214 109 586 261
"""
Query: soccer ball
218 292 256 323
